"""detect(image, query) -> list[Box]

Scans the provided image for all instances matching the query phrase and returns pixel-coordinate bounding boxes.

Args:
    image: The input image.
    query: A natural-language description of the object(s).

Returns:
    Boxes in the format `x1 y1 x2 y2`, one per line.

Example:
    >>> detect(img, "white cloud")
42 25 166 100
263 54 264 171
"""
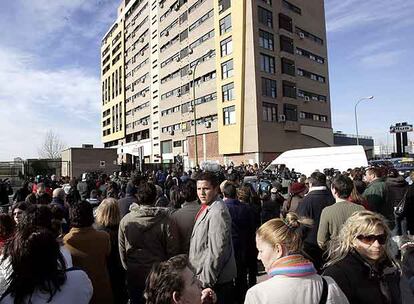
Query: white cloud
325 0 414 33
359 50 404 68
0 46 102 160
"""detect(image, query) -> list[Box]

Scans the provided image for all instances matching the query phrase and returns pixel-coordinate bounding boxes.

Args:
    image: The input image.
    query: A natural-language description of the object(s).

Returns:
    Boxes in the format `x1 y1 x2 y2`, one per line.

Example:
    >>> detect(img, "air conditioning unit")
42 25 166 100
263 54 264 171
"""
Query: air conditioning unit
141 92 146 97
218 5 223 11
174 4 180 11
140 37 145 43
279 114 286 122
175 56 181 62
188 105 193 112
187 70 193 75
141 51 145 56
169 130 175 135
299 32 305 39
188 48 193 54
142 120 148 125
165 31 169 37
160 3 164 8
205 121 211 128
304 96 310 101
177 91 181 97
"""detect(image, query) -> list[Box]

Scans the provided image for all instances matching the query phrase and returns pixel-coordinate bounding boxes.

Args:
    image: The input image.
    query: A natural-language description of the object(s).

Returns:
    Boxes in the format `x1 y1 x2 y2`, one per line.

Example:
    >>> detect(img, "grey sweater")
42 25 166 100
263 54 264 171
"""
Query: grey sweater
317 200 365 249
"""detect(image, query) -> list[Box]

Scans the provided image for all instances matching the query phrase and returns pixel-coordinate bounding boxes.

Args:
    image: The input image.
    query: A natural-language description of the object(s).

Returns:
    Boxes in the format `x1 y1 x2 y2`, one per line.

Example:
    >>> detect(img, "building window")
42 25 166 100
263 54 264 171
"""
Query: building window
280 35 294 54
219 14 232 35
173 140 182 147
221 59 234 79
219 0 231 13
222 82 235 101
279 13 292 32
282 81 296 98
295 27 324 45
260 0 272 5
282 0 301 14
284 104 298 121
261 78 277 98
160 140 172 153
259 30 274 50
180 29 188 41
223 106 236 125
263 102 277 122
220 36 233 57
258 6 273 28
281 58 295 76
260 53 275 74
297 68 326 83
296 47 325 64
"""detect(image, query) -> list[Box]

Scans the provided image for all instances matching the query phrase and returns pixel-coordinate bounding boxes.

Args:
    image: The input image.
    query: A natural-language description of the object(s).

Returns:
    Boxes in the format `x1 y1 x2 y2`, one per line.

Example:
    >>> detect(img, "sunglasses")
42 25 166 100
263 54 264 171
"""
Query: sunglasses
357 234 387 245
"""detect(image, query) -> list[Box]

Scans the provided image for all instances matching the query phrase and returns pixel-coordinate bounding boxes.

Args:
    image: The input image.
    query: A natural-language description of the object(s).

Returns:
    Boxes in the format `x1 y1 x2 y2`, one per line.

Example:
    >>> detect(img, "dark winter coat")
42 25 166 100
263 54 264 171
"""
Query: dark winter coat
363 179 388 218
296 189 334 246
401 245 414 304
324 251 401 304
406 185 414 234
95 224 128 304
117 194 138 219
261 193 284 223
386 176 409 229
225 198 255 256
170 200 200 254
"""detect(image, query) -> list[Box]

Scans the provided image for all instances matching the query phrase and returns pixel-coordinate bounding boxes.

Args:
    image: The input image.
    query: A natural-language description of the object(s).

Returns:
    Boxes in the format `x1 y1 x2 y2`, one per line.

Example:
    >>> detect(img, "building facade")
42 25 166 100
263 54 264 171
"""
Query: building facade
101 0 333 167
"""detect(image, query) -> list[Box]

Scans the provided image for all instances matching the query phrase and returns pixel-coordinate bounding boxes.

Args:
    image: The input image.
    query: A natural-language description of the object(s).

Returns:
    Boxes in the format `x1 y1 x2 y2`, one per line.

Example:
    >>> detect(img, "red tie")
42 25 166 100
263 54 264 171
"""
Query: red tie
195 204 208 220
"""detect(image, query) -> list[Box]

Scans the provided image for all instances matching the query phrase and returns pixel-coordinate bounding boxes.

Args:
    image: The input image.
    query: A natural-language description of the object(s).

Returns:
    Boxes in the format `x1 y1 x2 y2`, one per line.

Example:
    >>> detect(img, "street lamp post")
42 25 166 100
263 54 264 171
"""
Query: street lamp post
354 96 374 145
189 49 214 167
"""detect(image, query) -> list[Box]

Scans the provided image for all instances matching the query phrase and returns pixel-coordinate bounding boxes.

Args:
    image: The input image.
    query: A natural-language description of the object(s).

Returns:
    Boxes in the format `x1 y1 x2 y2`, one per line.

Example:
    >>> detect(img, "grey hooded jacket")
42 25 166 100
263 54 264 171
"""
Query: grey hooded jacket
118 204 180 289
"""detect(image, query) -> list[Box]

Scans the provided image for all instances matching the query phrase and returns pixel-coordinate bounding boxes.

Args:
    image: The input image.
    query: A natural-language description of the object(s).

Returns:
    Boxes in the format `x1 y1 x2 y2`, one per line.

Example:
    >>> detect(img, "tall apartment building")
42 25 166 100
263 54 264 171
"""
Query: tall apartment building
101 0 333 167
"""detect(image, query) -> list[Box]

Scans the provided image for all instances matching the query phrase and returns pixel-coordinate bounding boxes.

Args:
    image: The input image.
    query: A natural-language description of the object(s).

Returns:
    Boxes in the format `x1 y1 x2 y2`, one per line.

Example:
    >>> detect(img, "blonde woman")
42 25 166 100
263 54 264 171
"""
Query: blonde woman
244 213 348 304
95 198 128 304
323 210 401 304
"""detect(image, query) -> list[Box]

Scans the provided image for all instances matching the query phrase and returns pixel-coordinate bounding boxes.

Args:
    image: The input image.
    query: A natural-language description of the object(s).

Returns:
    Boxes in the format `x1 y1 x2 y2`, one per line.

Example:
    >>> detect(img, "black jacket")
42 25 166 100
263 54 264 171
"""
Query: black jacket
324 251 401 304
296 189 334 246
117 194 138 218
261 193 284 223
95 224 128 304
406 185 414 234
401 245 414 304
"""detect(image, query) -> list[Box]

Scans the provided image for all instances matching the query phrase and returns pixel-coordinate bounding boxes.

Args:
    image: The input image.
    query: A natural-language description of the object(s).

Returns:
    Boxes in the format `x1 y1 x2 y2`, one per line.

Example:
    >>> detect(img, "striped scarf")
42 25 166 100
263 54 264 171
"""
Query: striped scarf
268 254 317 277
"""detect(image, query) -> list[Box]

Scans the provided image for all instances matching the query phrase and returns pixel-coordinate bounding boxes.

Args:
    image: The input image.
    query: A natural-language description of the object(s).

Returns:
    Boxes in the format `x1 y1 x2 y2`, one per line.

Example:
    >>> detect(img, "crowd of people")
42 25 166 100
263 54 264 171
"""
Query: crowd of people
0 164 413 304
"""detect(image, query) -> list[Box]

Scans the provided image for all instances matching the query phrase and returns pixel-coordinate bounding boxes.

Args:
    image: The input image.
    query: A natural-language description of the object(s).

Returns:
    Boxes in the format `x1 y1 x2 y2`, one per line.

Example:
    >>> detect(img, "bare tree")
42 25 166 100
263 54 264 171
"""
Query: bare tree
38 130 66 159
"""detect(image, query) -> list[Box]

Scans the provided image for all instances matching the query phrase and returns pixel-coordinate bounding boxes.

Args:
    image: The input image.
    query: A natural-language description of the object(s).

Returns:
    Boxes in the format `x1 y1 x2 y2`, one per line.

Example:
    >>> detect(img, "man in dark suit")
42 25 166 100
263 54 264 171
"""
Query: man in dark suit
296 171 334 271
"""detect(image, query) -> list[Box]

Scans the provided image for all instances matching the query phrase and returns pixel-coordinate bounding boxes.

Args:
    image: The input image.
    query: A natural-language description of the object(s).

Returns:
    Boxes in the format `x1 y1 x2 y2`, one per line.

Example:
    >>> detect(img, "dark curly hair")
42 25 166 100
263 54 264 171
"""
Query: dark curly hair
137 183 157 206
180 179 197 202
144 254 192 304
69 201 94 228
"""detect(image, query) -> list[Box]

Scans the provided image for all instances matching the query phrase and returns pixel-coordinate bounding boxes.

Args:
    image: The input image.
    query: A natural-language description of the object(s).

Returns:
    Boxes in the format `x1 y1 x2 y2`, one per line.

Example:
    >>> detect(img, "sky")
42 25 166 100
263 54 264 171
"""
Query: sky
0 0 413 160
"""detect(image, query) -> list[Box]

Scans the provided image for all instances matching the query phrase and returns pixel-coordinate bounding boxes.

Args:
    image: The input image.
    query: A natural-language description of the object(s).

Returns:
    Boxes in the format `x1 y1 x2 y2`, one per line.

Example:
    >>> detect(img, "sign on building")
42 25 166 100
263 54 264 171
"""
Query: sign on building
390 125 413 133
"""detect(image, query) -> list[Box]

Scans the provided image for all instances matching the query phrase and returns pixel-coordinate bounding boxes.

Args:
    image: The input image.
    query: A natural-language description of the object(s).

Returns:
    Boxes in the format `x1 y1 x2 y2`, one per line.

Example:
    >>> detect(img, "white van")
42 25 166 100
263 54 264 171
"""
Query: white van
265 145 368 176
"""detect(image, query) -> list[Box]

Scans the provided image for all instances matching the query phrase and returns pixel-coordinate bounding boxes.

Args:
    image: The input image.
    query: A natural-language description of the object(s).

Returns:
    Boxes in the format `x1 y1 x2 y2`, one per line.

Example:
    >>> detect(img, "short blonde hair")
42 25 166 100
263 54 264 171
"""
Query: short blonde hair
95 198 120 228
256 213 312 255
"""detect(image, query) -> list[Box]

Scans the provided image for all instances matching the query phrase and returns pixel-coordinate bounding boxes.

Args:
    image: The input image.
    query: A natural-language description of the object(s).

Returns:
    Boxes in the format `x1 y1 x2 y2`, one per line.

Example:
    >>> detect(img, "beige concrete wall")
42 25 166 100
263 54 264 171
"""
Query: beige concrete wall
68 148 119 179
